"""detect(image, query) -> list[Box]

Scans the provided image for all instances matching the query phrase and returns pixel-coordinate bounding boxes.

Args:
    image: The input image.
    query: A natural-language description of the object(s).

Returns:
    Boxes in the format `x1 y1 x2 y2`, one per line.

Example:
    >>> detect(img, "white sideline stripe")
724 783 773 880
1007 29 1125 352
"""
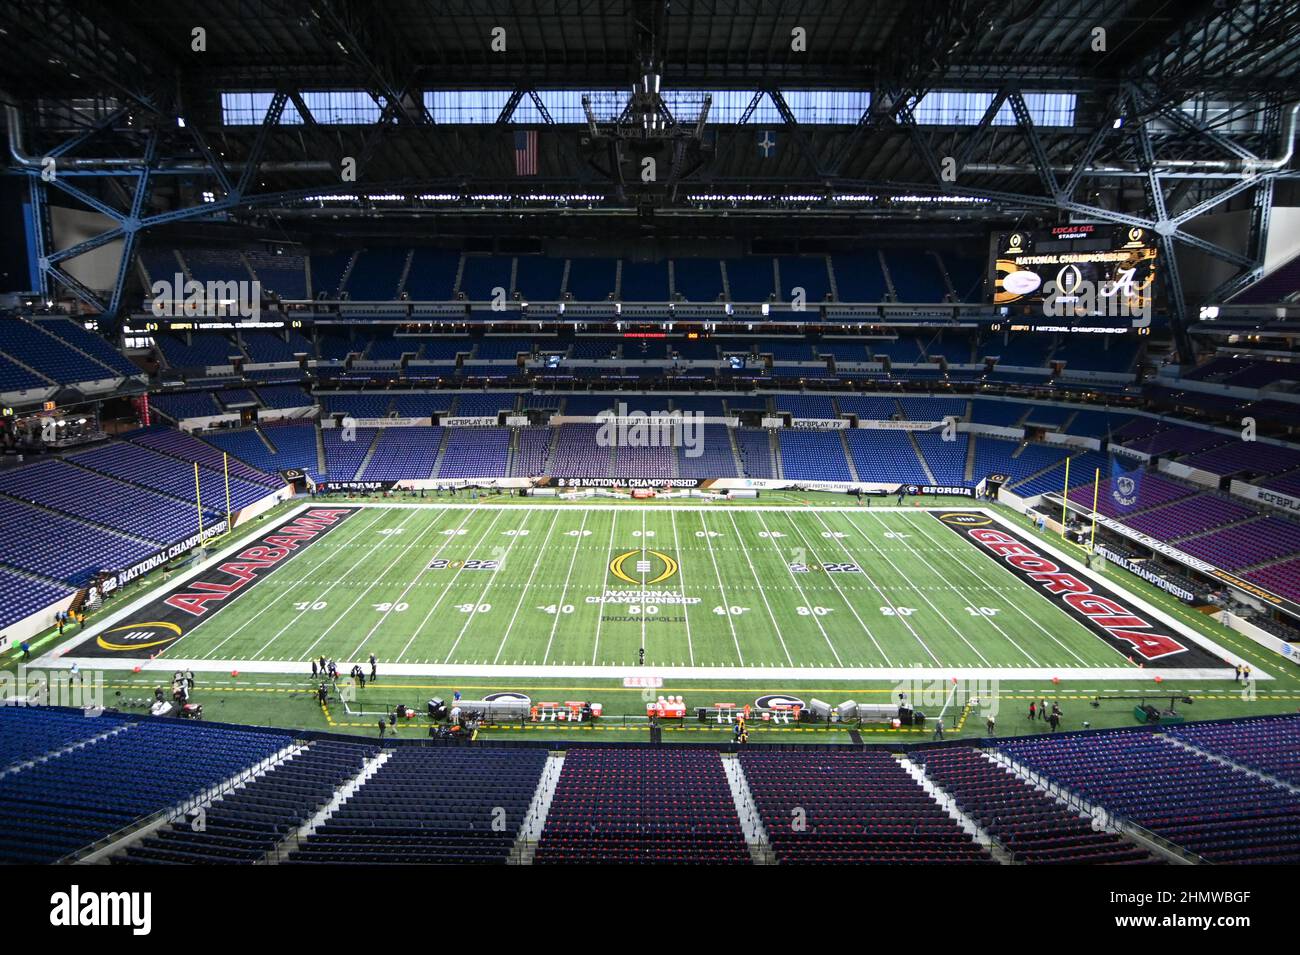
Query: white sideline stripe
45 658 1256 682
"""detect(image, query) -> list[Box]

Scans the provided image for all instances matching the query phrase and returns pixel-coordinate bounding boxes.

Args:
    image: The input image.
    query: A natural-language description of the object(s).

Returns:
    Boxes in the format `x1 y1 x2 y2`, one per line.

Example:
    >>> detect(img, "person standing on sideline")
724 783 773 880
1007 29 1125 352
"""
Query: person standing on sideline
369 653 377 683
377 719 385 738
311 659 318 679
986 715 996 736
1040 699 1048 721
19 640 30 661
1028 700 1037 721
1049 711 1061 732
933 717 944 740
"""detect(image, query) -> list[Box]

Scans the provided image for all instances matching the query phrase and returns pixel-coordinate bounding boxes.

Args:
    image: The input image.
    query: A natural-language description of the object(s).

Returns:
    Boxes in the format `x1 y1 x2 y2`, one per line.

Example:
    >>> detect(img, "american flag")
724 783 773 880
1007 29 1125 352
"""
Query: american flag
514 129 538 176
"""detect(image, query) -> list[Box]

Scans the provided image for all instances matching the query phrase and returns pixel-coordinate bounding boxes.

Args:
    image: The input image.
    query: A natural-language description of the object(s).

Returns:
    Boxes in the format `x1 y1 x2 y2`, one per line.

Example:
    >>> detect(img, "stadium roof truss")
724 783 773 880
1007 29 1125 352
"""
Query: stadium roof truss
3 0 1300 354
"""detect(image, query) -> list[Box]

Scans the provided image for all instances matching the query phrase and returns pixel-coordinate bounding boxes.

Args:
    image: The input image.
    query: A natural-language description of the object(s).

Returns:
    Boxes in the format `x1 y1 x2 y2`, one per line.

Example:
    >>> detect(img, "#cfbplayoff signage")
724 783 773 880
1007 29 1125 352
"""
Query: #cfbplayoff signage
790 418 850 430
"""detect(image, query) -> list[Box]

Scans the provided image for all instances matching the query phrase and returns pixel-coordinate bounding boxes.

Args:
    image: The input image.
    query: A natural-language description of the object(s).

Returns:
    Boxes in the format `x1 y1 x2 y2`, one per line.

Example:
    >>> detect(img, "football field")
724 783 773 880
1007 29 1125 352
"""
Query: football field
57 501 1240 680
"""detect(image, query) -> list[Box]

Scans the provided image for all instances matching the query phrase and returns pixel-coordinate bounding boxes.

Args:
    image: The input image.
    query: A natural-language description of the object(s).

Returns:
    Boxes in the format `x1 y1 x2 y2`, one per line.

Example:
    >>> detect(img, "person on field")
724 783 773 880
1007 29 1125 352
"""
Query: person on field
1028 701 1036 721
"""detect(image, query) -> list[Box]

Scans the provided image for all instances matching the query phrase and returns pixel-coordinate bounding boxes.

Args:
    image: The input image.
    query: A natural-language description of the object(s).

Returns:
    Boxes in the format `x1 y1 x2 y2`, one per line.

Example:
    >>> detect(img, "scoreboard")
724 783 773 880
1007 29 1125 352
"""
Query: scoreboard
990 224 1157 319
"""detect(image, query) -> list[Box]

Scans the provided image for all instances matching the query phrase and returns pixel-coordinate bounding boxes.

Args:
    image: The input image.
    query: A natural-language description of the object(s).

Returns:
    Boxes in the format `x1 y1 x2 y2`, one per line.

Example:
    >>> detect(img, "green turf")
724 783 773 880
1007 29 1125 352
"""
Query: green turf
9 493 1298 743
151 502 1132 670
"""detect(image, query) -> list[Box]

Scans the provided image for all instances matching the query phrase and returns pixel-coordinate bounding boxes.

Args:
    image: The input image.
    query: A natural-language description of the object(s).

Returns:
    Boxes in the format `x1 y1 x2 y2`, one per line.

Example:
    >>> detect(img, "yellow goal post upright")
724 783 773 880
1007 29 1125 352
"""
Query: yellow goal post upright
194 461 204 539
1089 466 1101 553
192 456 235 549
1059 455 1071 537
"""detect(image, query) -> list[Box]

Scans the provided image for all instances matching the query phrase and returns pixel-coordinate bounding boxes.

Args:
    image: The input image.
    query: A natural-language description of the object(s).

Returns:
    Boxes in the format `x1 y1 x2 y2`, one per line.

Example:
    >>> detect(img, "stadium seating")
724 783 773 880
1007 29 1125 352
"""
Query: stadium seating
914 432 969 485
741 749 991 864
287 747 547 865
117 740 377 864
1177 516 1300 571
1168 716 1300 788
777 430 853 482
1000 730 1300 863
362 427 444 481
511 427 553 477
0 495 156 586
0 566 74 630
844 430 929 484
70 435 278 514
734 428 775 478
33 318 140 378
535 749 749 864
245 250 309 299
437 427 509 478
919 747 1155 864
679 424 737 478
0 458 211 546
549 423 612 477
0 317 127 385
255 384 315 409
0 718 291 864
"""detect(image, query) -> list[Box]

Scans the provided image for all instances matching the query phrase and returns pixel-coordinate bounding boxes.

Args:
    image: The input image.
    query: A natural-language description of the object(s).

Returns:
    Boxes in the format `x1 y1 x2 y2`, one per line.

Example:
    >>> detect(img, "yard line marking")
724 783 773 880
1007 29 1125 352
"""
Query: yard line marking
294 508 449 660
823 510 991 665
396 509 506 661
175 507 391 659
669 509 695 667
777 509 936 666
699 511 745 665
722 510 792 665
590 509 620 666
750 510 843 666
542 510 588 665
493 509 561 664
902 512 1091 666
796 511 896 666
442 511 531 663
343 507 485 661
